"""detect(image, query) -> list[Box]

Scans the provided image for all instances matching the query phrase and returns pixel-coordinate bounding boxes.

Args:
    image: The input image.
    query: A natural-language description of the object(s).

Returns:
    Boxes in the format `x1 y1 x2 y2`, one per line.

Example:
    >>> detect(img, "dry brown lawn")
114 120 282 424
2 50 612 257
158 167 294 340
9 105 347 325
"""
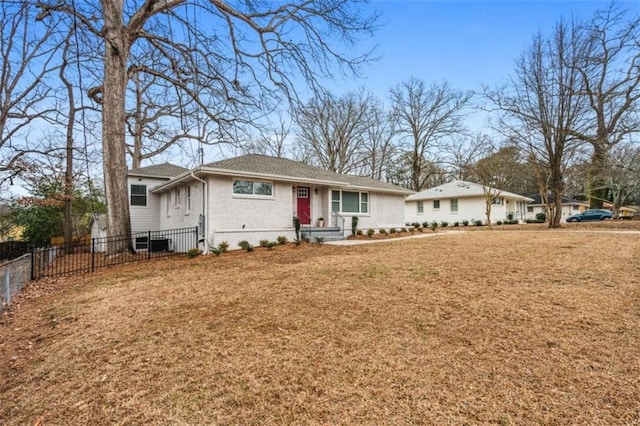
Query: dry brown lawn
1 224 639 425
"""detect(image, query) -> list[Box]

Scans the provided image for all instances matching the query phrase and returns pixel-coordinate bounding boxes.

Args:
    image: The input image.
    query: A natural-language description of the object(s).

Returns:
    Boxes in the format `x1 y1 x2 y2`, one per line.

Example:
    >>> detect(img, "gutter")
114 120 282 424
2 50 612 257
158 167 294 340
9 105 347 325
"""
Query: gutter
190 171 209 254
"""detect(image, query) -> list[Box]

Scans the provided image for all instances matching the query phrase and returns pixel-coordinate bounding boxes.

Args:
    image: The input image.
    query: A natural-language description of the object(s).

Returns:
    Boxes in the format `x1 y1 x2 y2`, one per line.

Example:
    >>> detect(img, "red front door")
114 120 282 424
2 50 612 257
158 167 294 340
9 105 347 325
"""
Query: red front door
297 187 311 224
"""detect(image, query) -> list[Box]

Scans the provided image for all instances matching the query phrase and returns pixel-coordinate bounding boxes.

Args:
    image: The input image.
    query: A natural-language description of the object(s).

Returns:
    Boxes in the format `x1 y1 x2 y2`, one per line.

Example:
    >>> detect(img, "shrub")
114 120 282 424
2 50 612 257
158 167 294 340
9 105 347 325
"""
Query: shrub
276 235 288 245
266 241 277 249
496 220 503 225
408 227 415 232
366 229 375 238
186 248 202 258
379 229 387 235
422 221 430 228
400 227 407 233
411 222 421 229
218 241 229 253
259 239 270 248
462 220 469 226
351 216 359 236
389 228 397 233
294 238 302 246
293 216 301 240
474 220 483 226
314 236 325 244
356 229 364 235
440 221 448 228
210 247 221 256
430 221 438 231
526 218 545 224
535 212 546 221
453 221 460 227
238 240 253 251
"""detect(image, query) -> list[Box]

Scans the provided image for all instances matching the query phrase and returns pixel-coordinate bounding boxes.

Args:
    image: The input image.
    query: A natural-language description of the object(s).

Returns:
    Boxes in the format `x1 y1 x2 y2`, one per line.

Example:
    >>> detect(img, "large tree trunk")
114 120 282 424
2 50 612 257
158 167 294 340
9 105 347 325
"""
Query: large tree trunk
589 143 607 209
102 0 133 253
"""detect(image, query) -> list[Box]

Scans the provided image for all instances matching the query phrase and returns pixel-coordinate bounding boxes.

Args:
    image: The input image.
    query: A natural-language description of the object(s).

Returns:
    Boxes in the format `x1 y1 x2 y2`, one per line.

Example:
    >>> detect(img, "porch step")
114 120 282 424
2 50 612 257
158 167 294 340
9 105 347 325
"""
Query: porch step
300 226 345 242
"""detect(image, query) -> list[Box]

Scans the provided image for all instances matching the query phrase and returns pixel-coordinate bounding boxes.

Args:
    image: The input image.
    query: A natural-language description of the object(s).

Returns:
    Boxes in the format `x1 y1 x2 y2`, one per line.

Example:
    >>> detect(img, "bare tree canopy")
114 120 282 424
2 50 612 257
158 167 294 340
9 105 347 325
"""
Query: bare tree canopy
569 4 640 208
294 90 385 174
486 21 590 227
0 1 61 187
38 0 379 250
390 77 472 191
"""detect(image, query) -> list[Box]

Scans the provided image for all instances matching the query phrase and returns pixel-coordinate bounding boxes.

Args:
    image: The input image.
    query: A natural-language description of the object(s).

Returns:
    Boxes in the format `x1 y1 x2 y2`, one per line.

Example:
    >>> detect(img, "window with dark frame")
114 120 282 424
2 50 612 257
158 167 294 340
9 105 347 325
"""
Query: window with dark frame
130 184 147 206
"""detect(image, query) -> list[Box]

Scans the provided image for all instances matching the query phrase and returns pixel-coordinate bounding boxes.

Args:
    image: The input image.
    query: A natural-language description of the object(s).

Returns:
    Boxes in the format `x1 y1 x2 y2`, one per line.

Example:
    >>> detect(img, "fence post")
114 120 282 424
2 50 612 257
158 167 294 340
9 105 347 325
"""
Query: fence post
5 270 10 306
91 238 96 273
148 231 151 260
30 246 35 281
195 226 198 250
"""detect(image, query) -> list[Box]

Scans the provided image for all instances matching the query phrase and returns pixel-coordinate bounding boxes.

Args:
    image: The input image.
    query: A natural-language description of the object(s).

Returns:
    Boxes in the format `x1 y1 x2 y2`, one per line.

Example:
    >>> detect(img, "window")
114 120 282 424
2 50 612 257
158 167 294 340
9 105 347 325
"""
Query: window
572 205 579 211
175 188 181 208
492 197 503 205
166 192 171 216
433 200 440 210
331 190 369 214
130 184 147 206
417 201 424 214
186 185 191 212
450 198 459 213
233 179 273 196
527 206 534 213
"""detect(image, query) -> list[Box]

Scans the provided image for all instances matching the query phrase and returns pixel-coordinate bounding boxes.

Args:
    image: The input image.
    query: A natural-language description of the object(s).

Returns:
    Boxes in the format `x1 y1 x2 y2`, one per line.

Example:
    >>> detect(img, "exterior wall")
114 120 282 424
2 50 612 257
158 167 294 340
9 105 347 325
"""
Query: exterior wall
128 176 167 233
405 196 525 225
331 190 406 234
158 181 203 231
528 204 581 223
207 176 296 248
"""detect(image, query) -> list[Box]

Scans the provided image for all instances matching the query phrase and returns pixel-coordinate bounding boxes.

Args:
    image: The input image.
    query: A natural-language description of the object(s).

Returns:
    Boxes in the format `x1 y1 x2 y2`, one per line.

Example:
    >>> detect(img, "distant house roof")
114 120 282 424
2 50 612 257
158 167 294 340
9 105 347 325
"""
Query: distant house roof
527 194 588 206
152 154 413 194
128 163 189 179
406 180 533 202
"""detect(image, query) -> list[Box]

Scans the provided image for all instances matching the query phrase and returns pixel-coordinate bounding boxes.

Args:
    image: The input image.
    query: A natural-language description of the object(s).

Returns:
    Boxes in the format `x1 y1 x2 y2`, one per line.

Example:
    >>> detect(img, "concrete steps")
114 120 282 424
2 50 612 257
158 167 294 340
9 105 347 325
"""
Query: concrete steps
300 226 345 242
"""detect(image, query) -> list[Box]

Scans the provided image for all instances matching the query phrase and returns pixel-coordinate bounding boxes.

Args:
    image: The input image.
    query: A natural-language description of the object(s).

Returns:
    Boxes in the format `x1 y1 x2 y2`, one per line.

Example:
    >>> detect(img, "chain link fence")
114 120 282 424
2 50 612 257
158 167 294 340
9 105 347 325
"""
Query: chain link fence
0 254 32 309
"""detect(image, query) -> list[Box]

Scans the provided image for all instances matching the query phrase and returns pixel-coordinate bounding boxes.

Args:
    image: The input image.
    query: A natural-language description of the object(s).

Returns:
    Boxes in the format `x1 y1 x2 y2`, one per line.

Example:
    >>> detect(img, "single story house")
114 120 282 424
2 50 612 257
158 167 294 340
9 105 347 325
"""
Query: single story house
527 194 588 223
124 154 412 251
602 202 638 218
405 180 533 225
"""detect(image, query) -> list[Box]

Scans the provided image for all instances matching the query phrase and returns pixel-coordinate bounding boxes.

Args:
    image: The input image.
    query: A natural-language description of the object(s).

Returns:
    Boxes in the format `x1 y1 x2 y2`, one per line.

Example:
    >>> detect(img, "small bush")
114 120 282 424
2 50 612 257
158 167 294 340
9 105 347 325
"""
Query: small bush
314 236 325 244
422 221 430 228
453 221 460 227
474 220 483 226
430 221 438 231
366 229 375 238
379 229 387 235
351 216 359 236
389 228 397 233
266 241 277 249
535 212 546 221
259 239 270 248
217 241 229 253
440 221 448 228
294 238 302 246
400 227 407 233
526 218 545 224
411 222 421 229
186 248 202 258
356 229 364 235
276 235 288 245
210 247 221 256
238 240 253 251
408 227 415 232
496 220 503 225
462 220 469 226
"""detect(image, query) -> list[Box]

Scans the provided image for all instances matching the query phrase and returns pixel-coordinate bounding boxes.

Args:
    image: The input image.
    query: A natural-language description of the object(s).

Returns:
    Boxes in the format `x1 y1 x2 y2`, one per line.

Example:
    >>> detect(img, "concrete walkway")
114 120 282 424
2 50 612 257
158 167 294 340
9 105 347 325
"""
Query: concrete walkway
326 230 466 246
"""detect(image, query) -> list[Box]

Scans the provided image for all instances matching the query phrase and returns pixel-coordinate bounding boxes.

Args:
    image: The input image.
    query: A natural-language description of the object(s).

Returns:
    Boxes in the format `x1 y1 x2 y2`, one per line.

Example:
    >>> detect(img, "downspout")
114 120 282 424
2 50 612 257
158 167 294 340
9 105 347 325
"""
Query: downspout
191 171 209 254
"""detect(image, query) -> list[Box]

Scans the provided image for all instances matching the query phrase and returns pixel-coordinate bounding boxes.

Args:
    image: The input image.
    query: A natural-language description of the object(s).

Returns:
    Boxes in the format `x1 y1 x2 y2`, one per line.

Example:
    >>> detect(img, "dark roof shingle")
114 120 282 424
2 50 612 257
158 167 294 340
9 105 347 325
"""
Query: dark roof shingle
128 163 188 178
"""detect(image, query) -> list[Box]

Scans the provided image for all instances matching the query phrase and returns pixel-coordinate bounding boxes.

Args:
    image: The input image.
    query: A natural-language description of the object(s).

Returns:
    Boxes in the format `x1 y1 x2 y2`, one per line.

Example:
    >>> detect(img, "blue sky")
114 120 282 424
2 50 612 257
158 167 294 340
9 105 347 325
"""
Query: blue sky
332 1 640 106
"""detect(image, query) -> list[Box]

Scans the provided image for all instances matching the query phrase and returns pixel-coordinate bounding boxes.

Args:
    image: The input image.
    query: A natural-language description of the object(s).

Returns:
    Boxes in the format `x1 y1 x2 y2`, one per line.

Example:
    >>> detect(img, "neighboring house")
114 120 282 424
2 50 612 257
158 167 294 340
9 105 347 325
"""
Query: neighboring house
527 194 588 223
126 154 412 251
405 180 533 225
602 202 638 218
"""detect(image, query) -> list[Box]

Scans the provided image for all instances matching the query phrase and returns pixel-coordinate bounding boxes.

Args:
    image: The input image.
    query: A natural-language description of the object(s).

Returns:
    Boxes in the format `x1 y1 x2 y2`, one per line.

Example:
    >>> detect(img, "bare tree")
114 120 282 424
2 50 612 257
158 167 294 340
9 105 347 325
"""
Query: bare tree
294 90 376 174
468 142 522 226
242 113 291 158
570 4 640 208
486 22 589 227
442 134 487 181
0 1 60 186
603 142 640 217
39 0 378 252
360 100 397 180
390 78 472 191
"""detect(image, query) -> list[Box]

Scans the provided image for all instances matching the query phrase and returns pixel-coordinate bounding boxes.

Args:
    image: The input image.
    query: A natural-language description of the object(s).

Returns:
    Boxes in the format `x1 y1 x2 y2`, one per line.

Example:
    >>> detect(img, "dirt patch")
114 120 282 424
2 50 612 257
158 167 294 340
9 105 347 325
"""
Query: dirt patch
1 230 639 424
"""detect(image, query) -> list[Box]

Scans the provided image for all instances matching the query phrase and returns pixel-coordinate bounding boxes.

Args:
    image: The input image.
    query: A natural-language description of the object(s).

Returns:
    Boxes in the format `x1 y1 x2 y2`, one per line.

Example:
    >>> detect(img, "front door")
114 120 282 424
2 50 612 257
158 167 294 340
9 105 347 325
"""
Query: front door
297 187 311 224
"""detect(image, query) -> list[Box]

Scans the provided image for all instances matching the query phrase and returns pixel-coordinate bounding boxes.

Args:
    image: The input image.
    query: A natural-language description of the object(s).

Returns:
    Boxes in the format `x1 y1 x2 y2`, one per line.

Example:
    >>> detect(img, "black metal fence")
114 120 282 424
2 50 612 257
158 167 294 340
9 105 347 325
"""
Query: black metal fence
31 227 199 280
0 240 31 261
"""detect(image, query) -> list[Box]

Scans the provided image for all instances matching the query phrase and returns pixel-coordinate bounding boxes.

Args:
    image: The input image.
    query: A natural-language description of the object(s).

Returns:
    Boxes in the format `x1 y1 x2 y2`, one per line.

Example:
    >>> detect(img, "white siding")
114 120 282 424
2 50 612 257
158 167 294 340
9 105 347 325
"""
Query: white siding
159 182 204 231
405 196 523 225
128 176 167 233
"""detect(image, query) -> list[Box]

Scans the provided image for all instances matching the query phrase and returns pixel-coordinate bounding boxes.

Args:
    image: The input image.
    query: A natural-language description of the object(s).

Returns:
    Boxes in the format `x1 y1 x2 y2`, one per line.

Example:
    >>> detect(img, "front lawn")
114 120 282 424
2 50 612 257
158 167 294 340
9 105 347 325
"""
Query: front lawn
1 229 639 424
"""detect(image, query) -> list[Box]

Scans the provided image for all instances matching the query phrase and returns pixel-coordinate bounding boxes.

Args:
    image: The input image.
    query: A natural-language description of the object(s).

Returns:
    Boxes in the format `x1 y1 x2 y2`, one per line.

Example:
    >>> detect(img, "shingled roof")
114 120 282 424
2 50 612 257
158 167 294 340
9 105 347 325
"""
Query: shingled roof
406 180 533 201
199 154 412 194
128 163 189 179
